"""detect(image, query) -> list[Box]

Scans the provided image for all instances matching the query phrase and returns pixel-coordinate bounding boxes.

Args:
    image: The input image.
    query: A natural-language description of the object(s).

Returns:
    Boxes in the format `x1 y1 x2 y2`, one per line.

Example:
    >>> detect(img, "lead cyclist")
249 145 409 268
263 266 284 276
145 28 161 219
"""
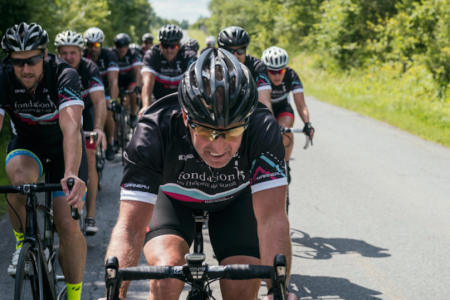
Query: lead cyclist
103 49 297 300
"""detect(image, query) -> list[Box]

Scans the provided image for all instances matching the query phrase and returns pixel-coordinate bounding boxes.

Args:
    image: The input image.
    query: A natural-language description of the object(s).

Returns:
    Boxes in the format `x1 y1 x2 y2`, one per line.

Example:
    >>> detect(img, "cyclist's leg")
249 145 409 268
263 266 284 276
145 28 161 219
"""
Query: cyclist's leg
5 136 42 232
85 147 98 218
143 192 195 300
126 82 138 116
104 89 115 151
51 141 87 288
275 105 295 161
209 192 261 300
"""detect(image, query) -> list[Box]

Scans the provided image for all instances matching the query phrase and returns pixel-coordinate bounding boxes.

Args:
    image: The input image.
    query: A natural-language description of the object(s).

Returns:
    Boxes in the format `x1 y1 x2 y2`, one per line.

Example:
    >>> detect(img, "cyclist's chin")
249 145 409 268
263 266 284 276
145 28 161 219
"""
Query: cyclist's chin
202 152 233 168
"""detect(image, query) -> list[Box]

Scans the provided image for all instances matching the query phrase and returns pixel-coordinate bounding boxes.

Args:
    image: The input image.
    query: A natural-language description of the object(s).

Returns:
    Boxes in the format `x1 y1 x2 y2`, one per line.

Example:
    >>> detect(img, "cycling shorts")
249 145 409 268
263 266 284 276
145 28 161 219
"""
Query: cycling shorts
6 134 89 199
273 103 295 121
118 76 136 91
145 190 260 262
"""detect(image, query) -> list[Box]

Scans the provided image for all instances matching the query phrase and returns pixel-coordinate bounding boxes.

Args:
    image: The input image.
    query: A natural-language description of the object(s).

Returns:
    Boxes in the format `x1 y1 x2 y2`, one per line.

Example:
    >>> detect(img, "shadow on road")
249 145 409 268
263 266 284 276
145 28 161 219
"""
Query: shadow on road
289 274 383 300
291 229 390 260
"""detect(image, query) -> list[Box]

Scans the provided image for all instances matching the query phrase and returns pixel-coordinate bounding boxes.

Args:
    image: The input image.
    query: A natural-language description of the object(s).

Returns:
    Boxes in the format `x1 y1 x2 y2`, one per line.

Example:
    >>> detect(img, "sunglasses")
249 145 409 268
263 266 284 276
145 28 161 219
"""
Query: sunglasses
145 41 153 45
87 42 102 48
187 116 249 141
161 43 180 50
268 69 286 75
222 47 246 55
115 43 129 49
9 53 45 68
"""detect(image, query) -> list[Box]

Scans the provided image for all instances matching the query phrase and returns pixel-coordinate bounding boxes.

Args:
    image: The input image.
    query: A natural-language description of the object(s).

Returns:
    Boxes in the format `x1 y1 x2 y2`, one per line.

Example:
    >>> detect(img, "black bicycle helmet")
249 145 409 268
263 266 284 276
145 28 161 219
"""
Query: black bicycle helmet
2 22 49 53
114 33 131 47
218 26 250 48
183 38 200 52
142 33 154 42
179 48 257 128
158 25 183 43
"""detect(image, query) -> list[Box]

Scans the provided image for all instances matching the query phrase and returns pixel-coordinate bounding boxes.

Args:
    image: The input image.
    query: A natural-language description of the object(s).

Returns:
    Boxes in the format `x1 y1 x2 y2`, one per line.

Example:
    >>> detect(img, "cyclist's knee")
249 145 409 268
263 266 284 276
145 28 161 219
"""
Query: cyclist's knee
144 235 188 266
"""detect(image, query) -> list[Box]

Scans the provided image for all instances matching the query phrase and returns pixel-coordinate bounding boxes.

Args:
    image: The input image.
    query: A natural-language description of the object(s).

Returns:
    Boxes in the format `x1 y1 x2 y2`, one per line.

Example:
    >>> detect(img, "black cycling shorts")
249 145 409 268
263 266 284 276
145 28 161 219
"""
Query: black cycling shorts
145 190 260 262
6 134 88 198
273 102 295 121
83 105 95 132
118 76 136 91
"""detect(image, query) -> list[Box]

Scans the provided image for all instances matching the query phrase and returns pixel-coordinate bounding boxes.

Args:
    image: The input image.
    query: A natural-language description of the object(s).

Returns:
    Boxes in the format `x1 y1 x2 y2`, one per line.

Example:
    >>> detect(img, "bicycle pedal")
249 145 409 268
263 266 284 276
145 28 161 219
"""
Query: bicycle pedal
55 275 65 281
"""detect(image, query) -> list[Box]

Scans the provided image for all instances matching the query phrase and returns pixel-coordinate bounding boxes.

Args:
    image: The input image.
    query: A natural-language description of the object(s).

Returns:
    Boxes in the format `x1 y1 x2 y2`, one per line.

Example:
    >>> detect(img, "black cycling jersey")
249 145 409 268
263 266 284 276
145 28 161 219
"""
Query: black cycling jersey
138 45 147 59
121 93 287 212
111 48 142 88
270 67 304 105
244 55 271 92
77 57 104 131
82 48 119 89
0 53 84 146
142 45 197 100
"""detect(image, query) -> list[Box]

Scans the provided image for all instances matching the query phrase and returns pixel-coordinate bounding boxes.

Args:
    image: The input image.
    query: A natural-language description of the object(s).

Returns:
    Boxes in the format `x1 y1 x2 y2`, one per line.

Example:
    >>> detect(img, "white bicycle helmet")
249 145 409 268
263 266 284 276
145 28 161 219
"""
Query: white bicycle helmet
54 31 84 49
205 36 216 47
261 46 289 70
84 27 104 43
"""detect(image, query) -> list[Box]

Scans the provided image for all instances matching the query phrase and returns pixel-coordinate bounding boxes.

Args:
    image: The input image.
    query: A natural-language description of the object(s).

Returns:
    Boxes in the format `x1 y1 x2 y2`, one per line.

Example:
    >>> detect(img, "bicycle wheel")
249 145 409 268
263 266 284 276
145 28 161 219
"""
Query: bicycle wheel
119 112 126 165
14 242 39 300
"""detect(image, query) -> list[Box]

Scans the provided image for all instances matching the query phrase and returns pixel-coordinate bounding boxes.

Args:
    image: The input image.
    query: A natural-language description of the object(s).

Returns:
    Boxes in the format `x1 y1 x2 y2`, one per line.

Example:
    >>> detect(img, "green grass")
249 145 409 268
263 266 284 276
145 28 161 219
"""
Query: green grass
0 115 13 215
291 53 450 147
187 30 207 50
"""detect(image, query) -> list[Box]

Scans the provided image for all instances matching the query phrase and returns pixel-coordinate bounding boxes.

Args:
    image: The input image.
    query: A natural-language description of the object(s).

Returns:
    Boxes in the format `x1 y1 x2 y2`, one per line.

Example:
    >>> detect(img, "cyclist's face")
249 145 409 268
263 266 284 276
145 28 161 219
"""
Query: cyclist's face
115 45 129 59
87 43 102 59
57 46 81 69
10 50 47 90
160 42 180 62
227 46 246 64
184 116 244 169
268 70 286 86
143 41 153 51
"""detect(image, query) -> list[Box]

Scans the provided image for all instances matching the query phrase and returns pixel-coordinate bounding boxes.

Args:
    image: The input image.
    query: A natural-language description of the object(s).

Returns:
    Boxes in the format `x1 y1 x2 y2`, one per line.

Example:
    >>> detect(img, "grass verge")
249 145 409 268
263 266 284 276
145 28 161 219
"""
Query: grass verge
0 115 12 216
292 53 450 148
187 30 207 50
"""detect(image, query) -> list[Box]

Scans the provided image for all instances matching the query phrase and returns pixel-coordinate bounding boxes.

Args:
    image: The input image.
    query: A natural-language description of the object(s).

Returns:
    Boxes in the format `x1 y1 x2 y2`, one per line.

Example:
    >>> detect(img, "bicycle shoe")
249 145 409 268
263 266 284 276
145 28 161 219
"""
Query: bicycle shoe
85 217 99 236
106 143 115 161
113 140 120 153
130 114 138 128
8 247 28 277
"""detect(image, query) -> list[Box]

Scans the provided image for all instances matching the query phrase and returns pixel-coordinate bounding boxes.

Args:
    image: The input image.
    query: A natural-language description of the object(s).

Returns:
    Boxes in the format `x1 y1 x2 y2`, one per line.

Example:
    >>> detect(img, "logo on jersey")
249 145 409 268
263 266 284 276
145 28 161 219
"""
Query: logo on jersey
122 183 150 189
178 154 194 161
14 89 25 93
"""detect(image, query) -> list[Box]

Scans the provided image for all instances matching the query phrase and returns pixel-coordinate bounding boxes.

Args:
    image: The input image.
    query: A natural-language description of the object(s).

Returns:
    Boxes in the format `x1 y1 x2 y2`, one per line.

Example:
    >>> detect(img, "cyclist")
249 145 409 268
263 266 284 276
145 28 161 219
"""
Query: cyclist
1 22 87 300
55 30 107 235
140 33 154 56
205 35 216 48
261 46 314 182
218 26 273 112
104 49 296 300
182 38 200 54
83 27 119 160
111 33 142 129
129 43 142 59
139 24 197 116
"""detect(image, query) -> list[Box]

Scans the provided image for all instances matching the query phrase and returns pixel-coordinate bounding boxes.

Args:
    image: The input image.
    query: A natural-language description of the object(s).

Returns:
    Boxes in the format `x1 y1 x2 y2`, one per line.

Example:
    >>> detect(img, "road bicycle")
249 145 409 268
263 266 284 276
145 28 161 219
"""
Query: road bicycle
105 210 289 300
111 88 135 165
1 175 79 300
280 127 311 215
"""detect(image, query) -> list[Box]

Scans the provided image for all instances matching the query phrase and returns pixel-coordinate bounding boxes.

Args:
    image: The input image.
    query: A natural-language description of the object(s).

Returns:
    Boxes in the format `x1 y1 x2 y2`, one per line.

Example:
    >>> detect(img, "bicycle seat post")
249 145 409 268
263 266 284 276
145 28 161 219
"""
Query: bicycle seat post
192 210 208 254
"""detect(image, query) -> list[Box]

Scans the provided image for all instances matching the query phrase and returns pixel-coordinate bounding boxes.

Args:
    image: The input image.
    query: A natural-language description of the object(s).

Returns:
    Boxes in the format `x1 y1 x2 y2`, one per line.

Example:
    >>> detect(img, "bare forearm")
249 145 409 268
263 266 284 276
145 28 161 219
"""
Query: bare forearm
108 72 119 99
106 224 146 296
92 93 107 129
258 89 273 113
134 67 142 87
258 216 292 289
63 128 82 176
294 93 310 123
142 74 155 108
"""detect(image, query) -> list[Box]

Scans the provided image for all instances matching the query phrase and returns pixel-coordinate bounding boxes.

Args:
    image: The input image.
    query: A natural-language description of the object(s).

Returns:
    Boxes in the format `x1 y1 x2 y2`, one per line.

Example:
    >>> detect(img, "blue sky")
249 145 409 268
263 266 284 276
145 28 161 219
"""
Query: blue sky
150 0 211 24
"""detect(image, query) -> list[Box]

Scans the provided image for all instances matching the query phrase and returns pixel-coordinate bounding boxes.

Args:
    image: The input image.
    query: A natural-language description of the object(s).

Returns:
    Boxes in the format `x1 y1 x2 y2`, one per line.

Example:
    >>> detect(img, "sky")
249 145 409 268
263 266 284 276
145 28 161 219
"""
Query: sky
150 0 211 24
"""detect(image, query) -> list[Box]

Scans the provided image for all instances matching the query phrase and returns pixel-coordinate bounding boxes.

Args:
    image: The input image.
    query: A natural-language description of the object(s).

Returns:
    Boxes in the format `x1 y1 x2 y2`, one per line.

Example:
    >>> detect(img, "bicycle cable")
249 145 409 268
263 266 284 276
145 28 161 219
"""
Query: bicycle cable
5 194 24 234
282 132 293 148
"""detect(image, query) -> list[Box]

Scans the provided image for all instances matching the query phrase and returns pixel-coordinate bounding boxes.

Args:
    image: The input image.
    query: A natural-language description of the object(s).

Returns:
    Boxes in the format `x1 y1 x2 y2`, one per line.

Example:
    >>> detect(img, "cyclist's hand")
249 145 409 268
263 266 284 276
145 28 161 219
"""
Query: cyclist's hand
303 122 314 139
134 85 142 94
138 106 149 119
94 128 107 151
61 175 86 208
264 293 297 300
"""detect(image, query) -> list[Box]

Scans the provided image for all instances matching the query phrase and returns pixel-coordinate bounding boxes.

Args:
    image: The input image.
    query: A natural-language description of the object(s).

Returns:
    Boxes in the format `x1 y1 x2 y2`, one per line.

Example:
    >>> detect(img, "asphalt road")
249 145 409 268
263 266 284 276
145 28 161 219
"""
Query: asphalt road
1 95 450 299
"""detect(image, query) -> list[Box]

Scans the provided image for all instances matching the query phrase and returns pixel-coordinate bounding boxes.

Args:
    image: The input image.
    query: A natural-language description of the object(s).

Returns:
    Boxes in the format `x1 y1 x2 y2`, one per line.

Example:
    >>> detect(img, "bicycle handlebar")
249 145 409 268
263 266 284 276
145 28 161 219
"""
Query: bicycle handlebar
281 127 311 149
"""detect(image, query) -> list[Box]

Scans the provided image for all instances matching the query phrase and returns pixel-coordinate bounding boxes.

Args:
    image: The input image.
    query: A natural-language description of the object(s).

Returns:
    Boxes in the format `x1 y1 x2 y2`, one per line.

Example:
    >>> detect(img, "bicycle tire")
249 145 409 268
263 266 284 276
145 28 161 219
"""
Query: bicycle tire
120 112 126 165
14 242 40 300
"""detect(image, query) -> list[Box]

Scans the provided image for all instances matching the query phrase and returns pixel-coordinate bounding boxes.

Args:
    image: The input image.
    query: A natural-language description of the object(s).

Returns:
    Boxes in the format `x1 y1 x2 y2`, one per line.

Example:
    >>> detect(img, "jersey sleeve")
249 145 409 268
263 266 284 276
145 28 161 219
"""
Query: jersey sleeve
120 121 163 204
131 50 143 67
253 59 272 92
57 67 84 110
289 69 304 94
88 62 104 93
142 49 157 74
106 50 120 72
248 110 287 193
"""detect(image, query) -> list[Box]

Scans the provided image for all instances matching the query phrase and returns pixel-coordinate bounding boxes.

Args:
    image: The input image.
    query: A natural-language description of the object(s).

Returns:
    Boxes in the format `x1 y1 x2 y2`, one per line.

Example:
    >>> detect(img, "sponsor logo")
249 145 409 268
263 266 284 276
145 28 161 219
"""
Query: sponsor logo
14 99 57 110
43 88 48 93
178 154 194 161
122 183 150 189
14 89 25 93
178 168 246 183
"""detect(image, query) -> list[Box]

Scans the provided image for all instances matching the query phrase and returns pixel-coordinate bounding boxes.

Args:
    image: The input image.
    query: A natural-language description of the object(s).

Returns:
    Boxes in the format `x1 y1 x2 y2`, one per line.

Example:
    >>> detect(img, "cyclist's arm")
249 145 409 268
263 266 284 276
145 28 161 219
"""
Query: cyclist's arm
91 90 107 148
108 71 119 100
253 185 292 291
106 199 154 297
258 89 273 113
140 72 155 114
60 105 86 205
292 92 314 138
